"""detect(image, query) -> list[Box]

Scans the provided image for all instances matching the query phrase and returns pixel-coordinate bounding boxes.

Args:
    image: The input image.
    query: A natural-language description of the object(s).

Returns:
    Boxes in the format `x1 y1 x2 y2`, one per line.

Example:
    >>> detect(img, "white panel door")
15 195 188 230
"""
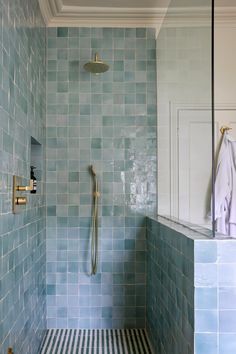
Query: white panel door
178 110 212 226
177 108 236 227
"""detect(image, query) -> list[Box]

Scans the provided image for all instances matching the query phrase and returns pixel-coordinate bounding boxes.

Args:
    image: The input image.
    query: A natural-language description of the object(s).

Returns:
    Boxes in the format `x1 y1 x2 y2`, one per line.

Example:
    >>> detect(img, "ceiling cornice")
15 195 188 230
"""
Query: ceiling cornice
38 1 236 30
39 0 167 29
215 7 236 27
161 7 236 28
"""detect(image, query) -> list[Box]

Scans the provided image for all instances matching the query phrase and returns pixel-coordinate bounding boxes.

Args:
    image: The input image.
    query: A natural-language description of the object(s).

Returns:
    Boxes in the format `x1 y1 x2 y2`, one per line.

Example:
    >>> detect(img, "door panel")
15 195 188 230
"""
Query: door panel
177 108 236 227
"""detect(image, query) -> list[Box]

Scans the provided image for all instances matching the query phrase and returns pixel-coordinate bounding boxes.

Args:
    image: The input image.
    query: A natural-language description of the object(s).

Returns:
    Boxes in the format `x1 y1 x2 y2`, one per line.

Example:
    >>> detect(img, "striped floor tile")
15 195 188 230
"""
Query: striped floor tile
40 329 153 354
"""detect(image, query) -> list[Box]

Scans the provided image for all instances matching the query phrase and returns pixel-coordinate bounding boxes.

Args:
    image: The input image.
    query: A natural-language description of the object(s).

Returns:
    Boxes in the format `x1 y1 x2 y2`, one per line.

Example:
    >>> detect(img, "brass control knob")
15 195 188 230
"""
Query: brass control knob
15 197 27 205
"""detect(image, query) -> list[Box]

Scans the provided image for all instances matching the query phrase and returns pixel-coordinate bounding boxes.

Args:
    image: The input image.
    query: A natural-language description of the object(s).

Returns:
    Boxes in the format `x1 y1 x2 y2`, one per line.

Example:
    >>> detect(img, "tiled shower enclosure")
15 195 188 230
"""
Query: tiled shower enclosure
46 27 157 329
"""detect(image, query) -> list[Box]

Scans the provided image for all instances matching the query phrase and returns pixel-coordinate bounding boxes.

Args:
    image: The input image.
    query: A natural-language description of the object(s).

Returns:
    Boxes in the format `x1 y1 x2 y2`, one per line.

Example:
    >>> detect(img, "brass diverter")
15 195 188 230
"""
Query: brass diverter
13 176 33 213
16 179 33 191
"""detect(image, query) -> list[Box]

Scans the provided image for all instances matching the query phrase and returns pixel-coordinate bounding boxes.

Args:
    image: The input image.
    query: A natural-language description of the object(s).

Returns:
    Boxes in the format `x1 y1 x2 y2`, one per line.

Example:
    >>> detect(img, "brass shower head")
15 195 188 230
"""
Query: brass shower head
84 53 109 74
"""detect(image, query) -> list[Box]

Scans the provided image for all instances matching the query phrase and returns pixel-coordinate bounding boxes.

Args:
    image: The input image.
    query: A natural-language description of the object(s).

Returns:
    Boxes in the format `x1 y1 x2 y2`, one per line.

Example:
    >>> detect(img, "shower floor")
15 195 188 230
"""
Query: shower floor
40 329 153 354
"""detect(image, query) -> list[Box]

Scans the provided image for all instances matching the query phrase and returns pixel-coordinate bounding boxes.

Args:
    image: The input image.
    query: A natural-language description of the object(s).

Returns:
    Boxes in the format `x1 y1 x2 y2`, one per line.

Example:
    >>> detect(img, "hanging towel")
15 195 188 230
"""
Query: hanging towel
214 132 236 237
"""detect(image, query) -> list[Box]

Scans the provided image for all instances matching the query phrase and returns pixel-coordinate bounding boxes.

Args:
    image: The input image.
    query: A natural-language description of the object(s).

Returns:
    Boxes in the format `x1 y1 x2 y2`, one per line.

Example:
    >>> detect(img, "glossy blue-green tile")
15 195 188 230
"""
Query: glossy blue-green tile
57 28 68 37
195 334 217 354
195 241 217 263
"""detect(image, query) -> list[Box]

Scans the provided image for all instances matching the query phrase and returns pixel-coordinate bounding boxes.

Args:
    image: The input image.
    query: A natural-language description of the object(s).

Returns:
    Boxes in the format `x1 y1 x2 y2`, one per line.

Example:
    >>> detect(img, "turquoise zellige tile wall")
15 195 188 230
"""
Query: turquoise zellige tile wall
146 217 194 354
0 0 46 353
46 27 157 329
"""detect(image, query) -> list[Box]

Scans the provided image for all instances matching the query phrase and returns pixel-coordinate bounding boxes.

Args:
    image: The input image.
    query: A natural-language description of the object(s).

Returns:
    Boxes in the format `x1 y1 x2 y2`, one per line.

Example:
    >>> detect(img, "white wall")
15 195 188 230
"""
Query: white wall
215 26 236 106
214 26 236 147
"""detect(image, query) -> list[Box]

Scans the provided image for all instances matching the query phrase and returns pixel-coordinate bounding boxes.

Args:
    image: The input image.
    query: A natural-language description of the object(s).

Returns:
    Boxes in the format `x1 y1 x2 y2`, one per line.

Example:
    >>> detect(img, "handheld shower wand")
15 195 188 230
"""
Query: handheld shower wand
90 165 100 275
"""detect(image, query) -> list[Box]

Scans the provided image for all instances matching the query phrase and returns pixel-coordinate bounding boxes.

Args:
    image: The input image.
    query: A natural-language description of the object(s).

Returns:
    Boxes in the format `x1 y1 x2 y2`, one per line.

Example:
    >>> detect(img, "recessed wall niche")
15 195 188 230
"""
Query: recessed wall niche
30 136 43 197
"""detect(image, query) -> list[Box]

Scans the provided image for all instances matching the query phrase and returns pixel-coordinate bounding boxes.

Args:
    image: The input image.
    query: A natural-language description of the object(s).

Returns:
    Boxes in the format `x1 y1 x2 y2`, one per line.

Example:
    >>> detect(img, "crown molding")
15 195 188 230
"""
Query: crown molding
215 7 236 27
38 0 167 30
38 1 236 30
162 7 236 28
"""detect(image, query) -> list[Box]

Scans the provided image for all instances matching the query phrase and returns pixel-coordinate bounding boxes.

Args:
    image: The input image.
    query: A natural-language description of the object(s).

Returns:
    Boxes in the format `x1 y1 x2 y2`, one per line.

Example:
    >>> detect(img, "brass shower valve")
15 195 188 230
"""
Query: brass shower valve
12 176 33 213
93 191 100 197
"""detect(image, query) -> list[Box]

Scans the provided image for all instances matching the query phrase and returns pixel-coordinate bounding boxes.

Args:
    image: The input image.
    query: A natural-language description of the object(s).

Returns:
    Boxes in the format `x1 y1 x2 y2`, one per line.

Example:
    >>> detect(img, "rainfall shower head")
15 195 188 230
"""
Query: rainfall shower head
84 53 109 74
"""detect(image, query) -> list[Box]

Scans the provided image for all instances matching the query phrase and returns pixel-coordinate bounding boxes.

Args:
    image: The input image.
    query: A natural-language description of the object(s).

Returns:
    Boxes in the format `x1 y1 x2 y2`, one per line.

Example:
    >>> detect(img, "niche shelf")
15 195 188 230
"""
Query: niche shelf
30 136 43 198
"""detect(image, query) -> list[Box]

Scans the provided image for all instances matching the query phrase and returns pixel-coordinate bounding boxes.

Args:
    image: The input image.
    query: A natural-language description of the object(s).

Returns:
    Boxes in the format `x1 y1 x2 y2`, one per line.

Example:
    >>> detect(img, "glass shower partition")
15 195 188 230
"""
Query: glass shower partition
157 0 214 235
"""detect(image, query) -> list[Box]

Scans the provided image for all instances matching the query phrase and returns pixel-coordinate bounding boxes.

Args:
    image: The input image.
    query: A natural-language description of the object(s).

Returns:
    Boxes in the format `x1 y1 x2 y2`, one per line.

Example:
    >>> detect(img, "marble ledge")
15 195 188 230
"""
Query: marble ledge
146 214 236 242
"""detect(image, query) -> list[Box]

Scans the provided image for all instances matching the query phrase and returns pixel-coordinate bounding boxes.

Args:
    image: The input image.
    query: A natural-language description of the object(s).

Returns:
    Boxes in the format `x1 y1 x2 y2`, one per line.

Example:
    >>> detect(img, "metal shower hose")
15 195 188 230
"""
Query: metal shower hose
90 166 100 275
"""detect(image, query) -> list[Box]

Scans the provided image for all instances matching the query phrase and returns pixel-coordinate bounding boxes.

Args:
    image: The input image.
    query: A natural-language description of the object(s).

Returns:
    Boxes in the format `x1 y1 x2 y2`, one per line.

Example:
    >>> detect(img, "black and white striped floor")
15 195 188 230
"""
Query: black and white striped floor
40 329 153 354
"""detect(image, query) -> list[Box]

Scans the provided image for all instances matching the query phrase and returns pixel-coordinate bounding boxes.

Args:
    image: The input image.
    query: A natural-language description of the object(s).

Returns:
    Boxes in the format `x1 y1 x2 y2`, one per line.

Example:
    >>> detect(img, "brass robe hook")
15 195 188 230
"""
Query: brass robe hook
220 126 232 135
